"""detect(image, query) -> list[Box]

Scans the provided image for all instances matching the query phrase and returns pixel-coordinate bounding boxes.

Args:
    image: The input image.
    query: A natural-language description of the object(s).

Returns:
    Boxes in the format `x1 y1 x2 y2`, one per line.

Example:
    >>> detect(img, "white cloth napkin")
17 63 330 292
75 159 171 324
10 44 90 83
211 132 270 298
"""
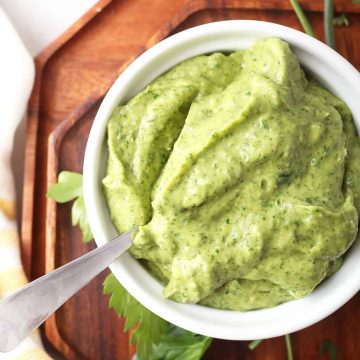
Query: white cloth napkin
0 7 51 359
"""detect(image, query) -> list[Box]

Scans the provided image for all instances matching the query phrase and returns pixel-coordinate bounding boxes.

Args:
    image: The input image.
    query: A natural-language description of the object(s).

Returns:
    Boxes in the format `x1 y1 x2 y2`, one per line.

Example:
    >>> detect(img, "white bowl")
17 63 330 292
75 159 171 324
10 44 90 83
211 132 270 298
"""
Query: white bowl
83 20 360 340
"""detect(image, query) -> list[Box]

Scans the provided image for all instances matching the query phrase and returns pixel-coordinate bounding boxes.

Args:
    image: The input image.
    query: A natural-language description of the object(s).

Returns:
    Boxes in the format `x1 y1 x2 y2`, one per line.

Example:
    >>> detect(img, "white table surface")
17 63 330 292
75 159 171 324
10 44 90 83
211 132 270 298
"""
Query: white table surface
0 0 98 218
0 0 98 56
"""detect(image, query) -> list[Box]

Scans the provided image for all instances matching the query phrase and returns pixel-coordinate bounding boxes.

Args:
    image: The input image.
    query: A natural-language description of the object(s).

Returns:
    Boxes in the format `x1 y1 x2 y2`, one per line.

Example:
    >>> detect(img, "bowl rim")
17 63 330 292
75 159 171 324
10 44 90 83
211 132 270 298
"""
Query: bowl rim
83 20 360 340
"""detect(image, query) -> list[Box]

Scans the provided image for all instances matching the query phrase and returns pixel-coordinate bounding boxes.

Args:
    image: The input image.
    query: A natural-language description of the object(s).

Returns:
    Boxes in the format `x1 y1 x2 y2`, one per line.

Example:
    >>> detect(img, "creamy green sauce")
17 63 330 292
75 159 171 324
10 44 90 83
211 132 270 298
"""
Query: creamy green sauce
103 38 360 310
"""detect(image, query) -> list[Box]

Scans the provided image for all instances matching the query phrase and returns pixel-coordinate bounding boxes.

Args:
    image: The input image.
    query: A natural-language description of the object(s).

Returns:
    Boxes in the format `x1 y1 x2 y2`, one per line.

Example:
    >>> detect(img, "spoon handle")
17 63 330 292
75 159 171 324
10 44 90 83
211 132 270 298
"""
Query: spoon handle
0 230 133 353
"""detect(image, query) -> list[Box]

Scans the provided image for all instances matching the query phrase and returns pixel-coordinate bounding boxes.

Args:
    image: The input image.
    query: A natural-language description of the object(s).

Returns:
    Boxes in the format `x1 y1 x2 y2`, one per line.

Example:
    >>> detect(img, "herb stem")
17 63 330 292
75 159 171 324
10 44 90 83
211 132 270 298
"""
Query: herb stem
324 0 336 49
248 339 263 350
285 334 294 360
289 0 315 37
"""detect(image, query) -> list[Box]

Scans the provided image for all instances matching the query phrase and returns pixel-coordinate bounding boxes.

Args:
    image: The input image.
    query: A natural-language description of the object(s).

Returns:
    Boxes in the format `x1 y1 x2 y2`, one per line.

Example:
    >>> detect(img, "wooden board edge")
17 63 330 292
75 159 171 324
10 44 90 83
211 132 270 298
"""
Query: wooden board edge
46 130 83 359
44 95 106 357
45 314 79 359
46 93 104 276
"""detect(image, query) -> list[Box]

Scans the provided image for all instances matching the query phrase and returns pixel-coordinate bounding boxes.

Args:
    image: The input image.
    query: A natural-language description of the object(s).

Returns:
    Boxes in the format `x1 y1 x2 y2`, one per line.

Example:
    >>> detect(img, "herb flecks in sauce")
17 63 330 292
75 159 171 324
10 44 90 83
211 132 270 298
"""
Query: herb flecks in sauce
103 38 360 310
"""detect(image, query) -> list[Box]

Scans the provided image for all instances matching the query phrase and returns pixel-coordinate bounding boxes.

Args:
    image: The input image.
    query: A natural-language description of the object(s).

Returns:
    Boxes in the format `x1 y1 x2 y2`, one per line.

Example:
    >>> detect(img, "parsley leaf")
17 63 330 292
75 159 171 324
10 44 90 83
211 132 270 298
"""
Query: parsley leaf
48 171 93 242
47 171 82 202
149 325 212 360
103 273 169 360
71 195 93 242
320 340 338 360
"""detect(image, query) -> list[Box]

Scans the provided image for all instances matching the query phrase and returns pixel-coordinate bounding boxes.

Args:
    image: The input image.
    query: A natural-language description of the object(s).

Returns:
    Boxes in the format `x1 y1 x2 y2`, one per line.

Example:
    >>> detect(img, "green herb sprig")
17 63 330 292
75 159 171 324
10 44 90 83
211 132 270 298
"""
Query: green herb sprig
289 0 315 36
289 0 343 51
324 0 336 48
103 274 169 359
285 334 294 360
149 325 212 360
249 335 294 360
47 171 93 242
48 171 212 360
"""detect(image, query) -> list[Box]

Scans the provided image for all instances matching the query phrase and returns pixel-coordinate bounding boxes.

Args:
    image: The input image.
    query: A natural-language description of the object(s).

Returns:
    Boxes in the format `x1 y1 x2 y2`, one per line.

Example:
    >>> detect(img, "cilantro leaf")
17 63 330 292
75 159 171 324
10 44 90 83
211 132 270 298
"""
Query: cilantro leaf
71 195 93 242
103 274 169 360
320 340 338 360
149 325 212 360
48 171 93 242
353 0 360 4
47 171 83 202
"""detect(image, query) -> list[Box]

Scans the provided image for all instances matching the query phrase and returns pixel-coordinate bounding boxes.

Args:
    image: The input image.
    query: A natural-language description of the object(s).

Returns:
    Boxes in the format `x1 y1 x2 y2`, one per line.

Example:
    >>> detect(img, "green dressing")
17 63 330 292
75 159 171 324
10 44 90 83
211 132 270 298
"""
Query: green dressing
103 38 360 310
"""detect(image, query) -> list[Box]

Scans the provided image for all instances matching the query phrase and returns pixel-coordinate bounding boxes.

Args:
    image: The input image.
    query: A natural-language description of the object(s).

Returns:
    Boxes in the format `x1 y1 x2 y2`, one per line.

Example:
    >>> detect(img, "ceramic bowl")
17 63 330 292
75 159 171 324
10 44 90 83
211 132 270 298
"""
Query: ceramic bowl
83 20 360 340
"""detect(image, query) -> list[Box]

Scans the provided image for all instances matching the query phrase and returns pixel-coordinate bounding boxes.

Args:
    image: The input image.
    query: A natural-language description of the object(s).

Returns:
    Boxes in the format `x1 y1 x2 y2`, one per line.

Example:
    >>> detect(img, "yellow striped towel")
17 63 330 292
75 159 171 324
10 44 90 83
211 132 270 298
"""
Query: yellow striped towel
0 7 52 360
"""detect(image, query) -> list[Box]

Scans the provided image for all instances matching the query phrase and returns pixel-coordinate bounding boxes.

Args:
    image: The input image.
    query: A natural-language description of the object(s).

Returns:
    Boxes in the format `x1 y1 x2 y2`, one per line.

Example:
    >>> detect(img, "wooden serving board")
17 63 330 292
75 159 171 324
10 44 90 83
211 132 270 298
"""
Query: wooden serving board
21 0 360 358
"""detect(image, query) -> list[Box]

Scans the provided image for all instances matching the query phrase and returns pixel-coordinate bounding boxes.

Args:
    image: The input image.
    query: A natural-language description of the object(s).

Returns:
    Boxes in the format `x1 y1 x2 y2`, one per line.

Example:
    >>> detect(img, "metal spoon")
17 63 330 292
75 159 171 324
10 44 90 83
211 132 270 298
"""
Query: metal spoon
0 229 134 353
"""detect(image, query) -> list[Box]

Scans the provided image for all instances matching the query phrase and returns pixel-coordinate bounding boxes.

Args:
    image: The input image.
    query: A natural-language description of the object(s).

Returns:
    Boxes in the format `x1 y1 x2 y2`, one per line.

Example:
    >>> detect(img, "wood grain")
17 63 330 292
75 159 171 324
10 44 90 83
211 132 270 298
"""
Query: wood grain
22 0 360 358
21 0 112 277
